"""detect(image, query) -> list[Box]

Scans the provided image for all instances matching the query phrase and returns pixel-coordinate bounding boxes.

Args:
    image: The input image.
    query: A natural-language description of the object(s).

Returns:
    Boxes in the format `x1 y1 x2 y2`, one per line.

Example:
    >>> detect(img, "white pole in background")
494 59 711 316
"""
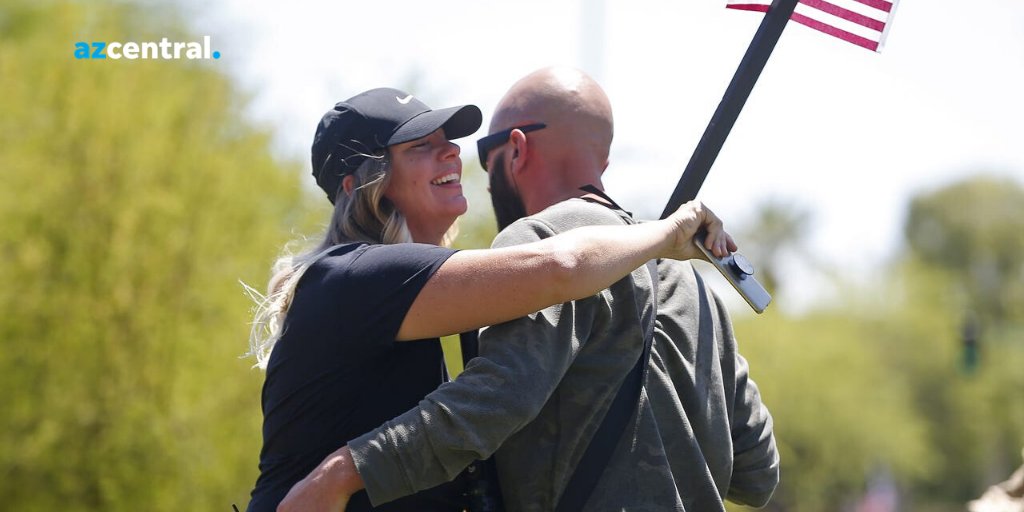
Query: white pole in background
580 0 606 82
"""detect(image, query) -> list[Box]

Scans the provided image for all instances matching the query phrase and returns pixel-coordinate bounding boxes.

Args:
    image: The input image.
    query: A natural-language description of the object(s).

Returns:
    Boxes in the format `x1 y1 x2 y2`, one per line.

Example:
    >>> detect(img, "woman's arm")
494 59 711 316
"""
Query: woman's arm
396 200 734 341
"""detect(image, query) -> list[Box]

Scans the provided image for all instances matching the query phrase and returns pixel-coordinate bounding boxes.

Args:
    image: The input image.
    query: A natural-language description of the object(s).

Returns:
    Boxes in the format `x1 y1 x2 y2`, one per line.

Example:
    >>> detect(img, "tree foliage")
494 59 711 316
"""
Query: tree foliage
3 2 1022 511
737 198 812 294
0 1 317 508
904 175 1024 326
896 176 1024 503
730 176 1024 511
729 306 935 512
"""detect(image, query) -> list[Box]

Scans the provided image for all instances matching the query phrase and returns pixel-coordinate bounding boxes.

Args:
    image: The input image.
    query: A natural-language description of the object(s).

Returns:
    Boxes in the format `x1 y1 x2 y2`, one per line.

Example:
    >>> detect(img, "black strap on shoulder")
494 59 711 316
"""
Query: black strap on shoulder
556 188 659 512
459 329 506 511
460 329 479 362
578 184 632 217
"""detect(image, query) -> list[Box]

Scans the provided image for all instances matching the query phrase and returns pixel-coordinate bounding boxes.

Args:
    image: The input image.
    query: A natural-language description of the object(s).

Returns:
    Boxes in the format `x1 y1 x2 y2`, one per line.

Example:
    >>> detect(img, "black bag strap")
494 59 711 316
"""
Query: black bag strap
578 184 631 216
459 329 506 512
460 329 480 362
556 186 659 512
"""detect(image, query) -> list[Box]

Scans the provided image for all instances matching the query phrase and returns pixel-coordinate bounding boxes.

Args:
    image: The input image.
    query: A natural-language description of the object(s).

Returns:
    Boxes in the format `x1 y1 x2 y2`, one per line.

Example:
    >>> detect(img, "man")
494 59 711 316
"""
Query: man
281 67 779 511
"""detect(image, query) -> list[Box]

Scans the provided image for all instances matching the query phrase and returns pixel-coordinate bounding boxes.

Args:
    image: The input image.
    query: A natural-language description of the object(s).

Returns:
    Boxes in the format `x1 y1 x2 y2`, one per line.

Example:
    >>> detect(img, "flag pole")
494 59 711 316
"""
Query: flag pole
660 0 800 219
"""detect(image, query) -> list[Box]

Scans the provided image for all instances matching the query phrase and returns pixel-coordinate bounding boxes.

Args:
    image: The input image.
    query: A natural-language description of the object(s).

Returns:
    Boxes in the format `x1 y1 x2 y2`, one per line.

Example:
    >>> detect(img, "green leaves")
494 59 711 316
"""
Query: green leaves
905 175 1024 326
2 1 1021 510
0 1 314 508
729 178 1024 510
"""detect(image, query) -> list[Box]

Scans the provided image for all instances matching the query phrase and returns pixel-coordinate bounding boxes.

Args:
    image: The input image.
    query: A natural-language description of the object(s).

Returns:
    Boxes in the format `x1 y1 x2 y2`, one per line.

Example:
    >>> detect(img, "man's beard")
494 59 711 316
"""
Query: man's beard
488 156 528 231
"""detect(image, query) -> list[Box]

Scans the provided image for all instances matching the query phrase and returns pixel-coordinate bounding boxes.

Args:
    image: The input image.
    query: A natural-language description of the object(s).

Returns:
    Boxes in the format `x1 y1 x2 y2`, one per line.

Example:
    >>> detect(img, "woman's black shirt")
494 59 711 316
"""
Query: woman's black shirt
247 242 465 511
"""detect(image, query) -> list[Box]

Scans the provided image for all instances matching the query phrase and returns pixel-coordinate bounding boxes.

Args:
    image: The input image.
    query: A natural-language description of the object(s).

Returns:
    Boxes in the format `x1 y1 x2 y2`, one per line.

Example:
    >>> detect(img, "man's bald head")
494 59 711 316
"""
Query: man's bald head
491 67 614 168
484 68 617 222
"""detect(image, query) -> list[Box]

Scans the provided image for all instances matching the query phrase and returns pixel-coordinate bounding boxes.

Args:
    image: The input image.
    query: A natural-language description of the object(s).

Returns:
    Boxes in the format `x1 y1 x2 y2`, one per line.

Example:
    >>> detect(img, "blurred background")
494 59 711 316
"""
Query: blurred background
2 0 1022 510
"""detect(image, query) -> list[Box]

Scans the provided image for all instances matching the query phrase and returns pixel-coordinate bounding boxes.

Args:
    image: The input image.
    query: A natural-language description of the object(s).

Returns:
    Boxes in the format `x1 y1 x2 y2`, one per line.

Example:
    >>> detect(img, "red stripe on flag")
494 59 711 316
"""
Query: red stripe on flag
851 0 893 13
725 4 771 13
727 0 893 14
800 0 886 31
790 11 879 50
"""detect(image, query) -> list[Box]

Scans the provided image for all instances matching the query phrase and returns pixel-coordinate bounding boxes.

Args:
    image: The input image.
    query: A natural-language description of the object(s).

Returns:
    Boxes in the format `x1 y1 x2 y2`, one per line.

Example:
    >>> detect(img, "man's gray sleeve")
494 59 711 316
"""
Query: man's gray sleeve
714 293 780 507
348 217 597 506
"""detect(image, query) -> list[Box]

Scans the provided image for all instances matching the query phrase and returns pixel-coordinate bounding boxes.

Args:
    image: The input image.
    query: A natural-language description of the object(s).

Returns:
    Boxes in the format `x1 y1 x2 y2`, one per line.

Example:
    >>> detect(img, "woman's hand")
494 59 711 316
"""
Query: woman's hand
661 201 737 261
277 446 362 512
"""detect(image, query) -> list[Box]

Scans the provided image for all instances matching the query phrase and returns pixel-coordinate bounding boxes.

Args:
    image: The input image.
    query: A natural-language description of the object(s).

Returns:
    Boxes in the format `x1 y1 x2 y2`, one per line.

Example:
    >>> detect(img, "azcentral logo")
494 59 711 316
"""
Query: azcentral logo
74 36 221 60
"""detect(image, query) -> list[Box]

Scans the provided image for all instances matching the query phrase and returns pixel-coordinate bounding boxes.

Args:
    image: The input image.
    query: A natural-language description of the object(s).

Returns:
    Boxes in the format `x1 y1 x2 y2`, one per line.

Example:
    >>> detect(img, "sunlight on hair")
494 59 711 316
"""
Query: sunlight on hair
241 152 440 369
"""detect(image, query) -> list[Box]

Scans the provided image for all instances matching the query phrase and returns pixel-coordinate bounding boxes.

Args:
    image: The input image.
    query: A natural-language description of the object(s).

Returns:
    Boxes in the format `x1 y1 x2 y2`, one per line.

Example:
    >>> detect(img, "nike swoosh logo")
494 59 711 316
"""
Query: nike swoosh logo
396 94 414 104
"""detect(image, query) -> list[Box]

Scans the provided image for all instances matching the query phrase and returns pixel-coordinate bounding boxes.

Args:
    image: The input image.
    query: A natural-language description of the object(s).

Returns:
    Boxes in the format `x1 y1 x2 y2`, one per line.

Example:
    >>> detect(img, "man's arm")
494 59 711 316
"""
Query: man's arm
713 293 780 507
352 217 599 505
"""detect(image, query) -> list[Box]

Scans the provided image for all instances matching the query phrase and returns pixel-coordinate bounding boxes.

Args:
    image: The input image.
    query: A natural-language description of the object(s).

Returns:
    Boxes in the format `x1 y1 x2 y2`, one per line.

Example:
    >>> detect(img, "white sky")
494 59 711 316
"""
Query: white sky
192 0 1024 311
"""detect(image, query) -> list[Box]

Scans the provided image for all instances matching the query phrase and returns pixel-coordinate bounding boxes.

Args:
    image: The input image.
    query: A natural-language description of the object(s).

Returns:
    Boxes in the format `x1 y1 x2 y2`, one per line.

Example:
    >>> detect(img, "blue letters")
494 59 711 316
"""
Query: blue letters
73 42 107 59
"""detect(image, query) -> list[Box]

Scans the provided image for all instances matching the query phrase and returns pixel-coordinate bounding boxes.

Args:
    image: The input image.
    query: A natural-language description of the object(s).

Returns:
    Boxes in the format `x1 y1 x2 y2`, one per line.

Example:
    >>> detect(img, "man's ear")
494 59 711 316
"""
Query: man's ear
508 129 530 175
341 174 356 196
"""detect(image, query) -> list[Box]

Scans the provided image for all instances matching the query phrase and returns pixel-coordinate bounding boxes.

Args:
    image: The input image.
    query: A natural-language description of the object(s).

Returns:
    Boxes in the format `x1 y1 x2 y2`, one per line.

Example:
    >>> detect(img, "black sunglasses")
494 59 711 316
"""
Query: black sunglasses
476 123 546 171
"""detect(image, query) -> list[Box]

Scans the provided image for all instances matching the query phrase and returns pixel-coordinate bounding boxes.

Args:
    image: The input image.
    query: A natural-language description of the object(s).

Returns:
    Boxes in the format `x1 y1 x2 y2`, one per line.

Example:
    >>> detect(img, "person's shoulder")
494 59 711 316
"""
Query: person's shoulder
316 242 454 274
543 197 626 223
493 198 631 248
491 199 619 248
354 241 454 259
526 198 627 231
309 242 368 273
302 242 455 303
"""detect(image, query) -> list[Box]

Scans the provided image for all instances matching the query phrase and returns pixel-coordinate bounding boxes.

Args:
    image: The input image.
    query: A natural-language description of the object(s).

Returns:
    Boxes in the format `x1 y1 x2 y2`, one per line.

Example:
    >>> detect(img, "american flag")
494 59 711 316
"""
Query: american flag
725 0 900 52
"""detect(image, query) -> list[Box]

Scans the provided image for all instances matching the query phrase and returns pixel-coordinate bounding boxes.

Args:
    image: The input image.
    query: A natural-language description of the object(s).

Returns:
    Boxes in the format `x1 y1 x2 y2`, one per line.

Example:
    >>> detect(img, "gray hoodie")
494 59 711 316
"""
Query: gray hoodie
350 198 779 511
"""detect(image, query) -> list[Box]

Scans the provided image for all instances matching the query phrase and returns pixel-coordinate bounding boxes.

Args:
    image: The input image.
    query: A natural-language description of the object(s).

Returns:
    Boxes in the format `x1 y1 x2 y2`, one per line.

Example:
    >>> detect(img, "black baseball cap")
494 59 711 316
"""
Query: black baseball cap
311 87 482 204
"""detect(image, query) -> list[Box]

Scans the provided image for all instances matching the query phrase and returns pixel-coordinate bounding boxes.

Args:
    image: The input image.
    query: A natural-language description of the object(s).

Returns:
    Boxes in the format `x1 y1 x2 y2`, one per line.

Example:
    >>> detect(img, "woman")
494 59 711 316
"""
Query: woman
245 87 735 511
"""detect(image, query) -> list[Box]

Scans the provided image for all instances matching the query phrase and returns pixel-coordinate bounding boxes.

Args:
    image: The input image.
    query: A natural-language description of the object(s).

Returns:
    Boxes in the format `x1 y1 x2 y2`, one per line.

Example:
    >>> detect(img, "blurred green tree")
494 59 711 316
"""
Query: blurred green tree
0 0 318 509
729 306 935 512
894 176 1024 504
6 2 1021 511
738 197 812 294
450 159 499 250
904 175 1024 327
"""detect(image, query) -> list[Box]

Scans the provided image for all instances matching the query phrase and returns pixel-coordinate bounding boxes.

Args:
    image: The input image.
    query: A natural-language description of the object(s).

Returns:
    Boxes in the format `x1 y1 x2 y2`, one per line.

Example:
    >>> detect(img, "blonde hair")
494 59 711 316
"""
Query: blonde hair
245 152 457 369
